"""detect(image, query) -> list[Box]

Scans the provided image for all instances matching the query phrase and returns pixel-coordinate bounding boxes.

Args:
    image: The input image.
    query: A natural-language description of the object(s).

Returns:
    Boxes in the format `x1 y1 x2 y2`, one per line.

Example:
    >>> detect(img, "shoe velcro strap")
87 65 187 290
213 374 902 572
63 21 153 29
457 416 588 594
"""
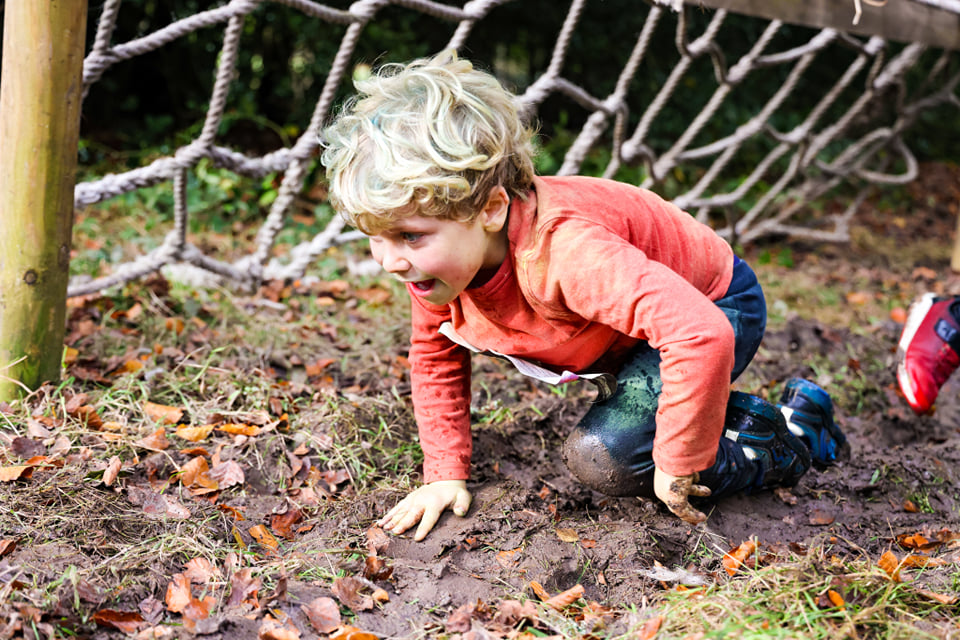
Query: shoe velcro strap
934 318 960 355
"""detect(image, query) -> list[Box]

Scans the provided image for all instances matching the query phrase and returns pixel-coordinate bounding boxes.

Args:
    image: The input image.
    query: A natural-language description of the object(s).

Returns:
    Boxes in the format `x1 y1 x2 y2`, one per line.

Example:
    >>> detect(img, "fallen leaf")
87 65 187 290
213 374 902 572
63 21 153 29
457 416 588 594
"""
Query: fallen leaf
134 428 170 452
528 581 550 600
889 307 907 324
365 526 390 555
915 588 958 605
808 510 835 526
258 614 301 640
827 589 845 609
143 402 183 425
184 558 218 584
363 555 393 582
878 550 902 582
218 423 261 437
636 615 663 640
162 496 191 519
331 576 374 612
165 317 185 334
226 568 261 610
102 456 122 486
175 424 214 442
249 524 280 552
496 547 521 568
555 528 579 543
301 596 341 634
92 609 146 634
270 508 304 541
330 625 379 640
208 460 245 488
0 466 33 482
723 540 758 576
0 539 17 557
845 291 871 305
164 574 191 613
543 584 585 611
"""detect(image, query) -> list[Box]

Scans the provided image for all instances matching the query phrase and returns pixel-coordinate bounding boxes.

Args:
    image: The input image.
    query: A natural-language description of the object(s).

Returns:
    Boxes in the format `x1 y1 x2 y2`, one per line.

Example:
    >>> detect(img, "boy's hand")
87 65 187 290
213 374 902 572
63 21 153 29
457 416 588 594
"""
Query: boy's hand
378 480 472 541
653 467 711 525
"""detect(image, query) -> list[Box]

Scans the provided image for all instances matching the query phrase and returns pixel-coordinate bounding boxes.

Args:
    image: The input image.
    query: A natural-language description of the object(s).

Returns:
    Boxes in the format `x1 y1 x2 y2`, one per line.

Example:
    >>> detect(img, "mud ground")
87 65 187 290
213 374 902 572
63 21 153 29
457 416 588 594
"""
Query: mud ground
4 164 960 638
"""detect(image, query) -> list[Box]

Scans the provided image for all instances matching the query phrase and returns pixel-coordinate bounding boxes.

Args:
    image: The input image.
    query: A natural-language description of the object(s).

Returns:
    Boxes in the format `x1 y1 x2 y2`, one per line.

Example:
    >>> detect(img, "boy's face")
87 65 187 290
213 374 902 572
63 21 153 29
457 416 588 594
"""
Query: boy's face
368 188 509 306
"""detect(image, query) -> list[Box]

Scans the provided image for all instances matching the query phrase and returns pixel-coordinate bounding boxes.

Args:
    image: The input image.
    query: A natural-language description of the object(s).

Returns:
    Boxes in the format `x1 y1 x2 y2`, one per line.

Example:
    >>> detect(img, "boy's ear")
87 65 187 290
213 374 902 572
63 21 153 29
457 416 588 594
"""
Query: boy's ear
480 186 509 232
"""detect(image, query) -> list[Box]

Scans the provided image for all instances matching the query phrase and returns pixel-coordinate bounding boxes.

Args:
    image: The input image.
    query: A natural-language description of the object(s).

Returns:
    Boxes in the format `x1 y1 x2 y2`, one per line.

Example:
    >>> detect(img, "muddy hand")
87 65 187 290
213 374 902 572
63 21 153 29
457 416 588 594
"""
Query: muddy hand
377 479 472 541
653 467 711 525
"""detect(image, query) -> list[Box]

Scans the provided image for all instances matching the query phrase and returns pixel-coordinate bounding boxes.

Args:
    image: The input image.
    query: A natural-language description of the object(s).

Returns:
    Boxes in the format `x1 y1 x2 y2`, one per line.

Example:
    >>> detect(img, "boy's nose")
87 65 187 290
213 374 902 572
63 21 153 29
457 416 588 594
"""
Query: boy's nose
377 244 410 274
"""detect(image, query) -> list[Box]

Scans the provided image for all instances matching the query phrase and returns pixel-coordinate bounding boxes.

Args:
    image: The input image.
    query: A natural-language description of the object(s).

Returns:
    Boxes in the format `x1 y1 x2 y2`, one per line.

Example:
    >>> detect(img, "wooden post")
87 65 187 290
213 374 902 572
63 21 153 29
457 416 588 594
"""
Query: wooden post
0 0 88 401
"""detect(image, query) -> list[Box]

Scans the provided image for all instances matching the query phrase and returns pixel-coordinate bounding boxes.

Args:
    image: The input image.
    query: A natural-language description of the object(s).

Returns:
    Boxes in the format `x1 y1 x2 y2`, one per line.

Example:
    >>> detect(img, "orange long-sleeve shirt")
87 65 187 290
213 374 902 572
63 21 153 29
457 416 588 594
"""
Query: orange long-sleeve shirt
408 175 736 482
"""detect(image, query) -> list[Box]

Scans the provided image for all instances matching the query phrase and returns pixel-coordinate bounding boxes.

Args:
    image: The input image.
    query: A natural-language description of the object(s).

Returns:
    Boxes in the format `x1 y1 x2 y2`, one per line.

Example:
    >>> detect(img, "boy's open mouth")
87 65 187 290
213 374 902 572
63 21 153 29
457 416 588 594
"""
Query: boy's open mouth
411 279 434 292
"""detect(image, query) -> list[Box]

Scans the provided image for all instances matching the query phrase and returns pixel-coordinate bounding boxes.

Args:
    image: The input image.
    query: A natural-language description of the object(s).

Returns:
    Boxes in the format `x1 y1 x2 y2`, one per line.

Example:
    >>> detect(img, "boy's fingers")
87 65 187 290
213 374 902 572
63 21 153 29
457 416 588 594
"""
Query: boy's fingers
688 483 712 498
669 501 707 525
413 506 442 541
452 490 472 517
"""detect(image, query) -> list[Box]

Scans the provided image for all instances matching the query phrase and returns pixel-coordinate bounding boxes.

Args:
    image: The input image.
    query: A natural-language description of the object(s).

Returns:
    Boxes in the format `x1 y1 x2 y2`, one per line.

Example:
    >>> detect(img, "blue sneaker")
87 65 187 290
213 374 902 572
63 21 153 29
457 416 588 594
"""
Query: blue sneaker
724 392 812 489
777 378 849 468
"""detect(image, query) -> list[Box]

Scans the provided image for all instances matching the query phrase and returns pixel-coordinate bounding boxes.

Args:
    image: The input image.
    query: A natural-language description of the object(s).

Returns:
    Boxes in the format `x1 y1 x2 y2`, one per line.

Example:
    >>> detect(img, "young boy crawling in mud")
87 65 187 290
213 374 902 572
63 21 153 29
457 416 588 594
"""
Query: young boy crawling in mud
320 51 849 541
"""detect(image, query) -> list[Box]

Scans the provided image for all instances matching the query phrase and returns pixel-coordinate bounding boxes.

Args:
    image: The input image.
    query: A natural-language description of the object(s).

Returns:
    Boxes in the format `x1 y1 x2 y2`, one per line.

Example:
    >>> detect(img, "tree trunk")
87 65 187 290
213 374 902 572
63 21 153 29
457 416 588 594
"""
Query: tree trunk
0 0 88 401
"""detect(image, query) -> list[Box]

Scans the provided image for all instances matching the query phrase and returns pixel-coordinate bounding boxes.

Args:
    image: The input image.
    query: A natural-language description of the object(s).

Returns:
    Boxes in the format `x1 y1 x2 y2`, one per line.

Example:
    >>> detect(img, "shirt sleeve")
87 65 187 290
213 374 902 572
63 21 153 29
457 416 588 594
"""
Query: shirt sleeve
540 220 736 477
408 296 474 483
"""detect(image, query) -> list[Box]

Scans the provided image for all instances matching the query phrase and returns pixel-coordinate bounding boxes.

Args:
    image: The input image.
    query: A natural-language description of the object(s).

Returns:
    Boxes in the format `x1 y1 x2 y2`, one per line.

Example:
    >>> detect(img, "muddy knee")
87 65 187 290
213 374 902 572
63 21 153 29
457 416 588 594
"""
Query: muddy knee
562 428 654 498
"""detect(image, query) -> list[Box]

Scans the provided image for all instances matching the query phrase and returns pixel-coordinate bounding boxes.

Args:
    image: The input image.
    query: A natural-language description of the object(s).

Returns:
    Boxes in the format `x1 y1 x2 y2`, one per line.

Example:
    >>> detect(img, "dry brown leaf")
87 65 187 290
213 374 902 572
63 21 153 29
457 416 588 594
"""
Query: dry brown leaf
103 456 122 487
845 291 871 305
218 423 261 437
92 609 146 634
182 595 213 622
301 596 342 634
165 317 185 335
636 615 663 640
0 465 33 482
363 556 393 582
528 581 550 601
901 554 946 569
915 588 958 605
143 402 183 425
555 527 579 543
226 568 261 610
808 509 835 526
134 428 170 451
208 460 245 488
270 508 304 541
543 584 585 611
164 574 191 613
723 540 758 576
330 625 379 640
878 550 902 582
177 456 210 487
365 525 390 555
827 589 845 609
162 496 191 519
495 547 521 568
0 539 17 557
249 524 280 552
184 558 219 584
175 424 214 443
258 614 301 640
331 576 374 612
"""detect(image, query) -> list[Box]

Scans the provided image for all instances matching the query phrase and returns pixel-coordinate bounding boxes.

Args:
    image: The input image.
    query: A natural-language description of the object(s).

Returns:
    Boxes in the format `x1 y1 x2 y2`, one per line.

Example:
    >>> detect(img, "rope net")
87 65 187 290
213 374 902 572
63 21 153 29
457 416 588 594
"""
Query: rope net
70 0 960 297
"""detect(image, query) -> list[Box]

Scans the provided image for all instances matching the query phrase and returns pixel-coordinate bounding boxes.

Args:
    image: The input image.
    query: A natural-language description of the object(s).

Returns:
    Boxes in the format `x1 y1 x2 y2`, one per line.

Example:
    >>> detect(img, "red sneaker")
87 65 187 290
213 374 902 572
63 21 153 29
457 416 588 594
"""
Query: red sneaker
897 293 960 414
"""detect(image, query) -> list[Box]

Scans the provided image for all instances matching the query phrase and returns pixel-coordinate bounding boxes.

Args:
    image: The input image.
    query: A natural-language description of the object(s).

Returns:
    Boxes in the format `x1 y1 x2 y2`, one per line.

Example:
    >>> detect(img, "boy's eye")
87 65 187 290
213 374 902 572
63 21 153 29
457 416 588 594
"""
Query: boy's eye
401 232 423 243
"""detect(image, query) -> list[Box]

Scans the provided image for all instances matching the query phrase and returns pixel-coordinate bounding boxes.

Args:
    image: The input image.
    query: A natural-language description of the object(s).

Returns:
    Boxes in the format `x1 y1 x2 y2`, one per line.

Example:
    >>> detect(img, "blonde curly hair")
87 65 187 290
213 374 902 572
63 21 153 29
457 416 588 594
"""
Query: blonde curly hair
320 51 536 234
